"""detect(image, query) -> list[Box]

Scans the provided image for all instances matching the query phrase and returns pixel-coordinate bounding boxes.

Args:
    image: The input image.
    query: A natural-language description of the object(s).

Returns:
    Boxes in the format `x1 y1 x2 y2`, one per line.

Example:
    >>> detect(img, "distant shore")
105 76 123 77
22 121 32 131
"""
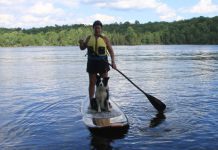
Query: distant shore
0 16 218 47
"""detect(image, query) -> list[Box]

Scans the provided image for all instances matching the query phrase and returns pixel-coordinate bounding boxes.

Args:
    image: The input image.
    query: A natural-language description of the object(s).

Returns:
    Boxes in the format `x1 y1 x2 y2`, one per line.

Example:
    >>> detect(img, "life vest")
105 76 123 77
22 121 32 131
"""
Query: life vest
87 35 109 57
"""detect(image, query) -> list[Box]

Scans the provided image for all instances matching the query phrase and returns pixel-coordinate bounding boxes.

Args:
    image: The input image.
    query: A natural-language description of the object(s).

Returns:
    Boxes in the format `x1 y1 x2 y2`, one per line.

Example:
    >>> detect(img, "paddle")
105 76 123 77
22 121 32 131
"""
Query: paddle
87 47 166 112
107 62 166 112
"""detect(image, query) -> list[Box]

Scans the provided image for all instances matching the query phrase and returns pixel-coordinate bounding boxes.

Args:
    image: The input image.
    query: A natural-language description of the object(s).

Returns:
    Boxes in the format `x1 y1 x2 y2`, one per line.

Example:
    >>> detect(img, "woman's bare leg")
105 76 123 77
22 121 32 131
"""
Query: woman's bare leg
89 73 97 100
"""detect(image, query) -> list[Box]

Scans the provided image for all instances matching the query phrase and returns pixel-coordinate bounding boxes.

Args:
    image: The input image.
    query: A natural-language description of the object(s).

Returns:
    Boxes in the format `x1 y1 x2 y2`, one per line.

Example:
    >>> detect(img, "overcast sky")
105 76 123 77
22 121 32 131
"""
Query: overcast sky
0 0 218 28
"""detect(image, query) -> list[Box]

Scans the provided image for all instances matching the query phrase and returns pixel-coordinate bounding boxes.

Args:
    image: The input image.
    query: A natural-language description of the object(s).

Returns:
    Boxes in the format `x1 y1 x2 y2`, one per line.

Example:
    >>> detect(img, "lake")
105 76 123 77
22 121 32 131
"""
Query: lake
0 45 217 150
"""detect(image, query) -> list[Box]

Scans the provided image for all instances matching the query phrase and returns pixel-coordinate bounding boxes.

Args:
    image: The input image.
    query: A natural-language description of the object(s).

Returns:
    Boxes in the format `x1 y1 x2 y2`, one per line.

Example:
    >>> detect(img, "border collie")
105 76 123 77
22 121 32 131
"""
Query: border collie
95 75 110 112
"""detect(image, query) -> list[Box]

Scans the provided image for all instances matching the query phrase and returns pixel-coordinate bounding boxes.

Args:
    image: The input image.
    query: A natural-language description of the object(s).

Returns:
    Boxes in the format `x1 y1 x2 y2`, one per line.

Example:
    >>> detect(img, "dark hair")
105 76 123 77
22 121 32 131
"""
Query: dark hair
93 20 103 28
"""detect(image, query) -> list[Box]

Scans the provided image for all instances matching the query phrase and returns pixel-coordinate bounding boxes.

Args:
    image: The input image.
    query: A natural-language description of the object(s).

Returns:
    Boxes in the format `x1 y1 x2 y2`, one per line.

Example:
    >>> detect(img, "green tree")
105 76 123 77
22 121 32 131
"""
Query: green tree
1 16 218 46
125 26 139 45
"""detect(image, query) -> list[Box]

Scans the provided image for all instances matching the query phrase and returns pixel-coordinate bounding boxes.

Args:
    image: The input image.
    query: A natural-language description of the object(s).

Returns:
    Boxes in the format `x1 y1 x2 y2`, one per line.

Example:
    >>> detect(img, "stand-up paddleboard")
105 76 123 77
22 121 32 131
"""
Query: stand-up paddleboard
81 97 129 136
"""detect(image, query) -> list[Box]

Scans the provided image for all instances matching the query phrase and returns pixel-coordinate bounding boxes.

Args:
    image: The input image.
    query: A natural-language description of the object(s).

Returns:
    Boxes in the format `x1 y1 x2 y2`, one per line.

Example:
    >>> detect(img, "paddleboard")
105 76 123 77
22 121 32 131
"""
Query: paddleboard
81 96 129 136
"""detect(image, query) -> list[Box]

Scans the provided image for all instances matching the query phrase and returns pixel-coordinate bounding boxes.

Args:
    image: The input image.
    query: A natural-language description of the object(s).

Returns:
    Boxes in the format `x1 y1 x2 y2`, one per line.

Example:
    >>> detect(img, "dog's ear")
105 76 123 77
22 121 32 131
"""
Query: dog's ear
96 74 101 86
103 77 110 86
96 74 101 79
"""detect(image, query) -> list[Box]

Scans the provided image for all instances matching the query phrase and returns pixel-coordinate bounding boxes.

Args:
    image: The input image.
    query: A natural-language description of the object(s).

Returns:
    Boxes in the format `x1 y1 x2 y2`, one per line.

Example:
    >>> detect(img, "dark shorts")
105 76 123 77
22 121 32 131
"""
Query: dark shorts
87 57 110 74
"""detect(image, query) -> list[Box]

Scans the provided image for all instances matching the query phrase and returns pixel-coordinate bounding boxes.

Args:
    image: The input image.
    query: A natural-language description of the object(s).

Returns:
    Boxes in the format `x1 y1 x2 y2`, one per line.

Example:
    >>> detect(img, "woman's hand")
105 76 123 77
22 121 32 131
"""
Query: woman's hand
79 39 86 50
111 61 117 69
79 39 84 45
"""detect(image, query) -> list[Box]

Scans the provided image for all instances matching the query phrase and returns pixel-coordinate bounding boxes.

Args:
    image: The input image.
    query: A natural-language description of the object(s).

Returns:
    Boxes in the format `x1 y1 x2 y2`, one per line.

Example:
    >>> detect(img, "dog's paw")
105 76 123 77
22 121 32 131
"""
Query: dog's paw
97 107 101 113
105 109 110 112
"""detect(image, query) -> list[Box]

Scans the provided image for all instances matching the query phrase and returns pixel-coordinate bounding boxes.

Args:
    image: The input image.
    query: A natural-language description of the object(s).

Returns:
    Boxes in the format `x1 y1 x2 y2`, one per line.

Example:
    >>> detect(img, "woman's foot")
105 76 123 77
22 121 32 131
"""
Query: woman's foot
90 98 97 110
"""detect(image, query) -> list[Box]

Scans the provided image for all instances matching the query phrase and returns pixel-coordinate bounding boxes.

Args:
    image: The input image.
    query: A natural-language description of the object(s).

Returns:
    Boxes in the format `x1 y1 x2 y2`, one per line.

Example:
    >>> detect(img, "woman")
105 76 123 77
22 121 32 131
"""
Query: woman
79 20 117 109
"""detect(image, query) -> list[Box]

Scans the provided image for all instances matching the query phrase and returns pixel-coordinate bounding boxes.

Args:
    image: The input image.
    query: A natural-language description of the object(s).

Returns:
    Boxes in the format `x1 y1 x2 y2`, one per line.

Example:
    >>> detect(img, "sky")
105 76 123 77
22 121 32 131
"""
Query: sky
0 0 218 28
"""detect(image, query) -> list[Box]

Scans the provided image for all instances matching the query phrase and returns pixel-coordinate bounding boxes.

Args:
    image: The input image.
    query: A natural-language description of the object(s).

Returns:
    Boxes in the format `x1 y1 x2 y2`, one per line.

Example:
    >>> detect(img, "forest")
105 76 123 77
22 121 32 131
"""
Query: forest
0 16 218 47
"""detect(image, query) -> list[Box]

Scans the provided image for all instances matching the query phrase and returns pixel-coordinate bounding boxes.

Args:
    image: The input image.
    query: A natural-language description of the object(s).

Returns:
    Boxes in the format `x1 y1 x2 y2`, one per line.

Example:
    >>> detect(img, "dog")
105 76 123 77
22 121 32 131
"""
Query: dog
95 75 110 112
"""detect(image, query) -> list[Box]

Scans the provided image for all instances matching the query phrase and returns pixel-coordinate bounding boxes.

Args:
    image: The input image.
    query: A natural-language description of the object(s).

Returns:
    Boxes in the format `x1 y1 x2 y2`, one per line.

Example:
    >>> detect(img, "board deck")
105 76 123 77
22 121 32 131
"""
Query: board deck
81 97 129 136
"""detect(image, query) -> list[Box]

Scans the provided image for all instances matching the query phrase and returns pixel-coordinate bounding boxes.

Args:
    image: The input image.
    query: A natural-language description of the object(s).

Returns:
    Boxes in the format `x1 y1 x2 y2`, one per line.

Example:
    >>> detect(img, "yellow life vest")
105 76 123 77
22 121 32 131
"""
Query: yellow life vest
87 35 109 57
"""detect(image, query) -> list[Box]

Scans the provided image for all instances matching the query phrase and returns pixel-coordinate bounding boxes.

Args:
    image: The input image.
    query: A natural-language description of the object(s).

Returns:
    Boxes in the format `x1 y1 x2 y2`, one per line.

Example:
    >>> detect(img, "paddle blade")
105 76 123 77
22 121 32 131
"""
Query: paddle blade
145 93 166 113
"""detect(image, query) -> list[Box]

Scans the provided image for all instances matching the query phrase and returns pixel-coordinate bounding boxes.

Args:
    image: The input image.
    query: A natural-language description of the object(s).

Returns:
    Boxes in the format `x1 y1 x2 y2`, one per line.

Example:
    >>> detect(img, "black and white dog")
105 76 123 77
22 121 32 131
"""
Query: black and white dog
95 75 110 112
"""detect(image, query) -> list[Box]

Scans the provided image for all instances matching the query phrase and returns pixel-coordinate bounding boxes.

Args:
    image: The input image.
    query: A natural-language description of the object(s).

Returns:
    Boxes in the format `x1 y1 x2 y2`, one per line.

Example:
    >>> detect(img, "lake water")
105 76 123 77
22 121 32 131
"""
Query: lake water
0 45 217 150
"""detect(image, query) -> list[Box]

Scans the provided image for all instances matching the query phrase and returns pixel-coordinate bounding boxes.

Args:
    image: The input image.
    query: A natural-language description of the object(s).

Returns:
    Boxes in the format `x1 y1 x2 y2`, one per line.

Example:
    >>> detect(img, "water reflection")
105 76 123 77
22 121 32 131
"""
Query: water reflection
89 127 129 150
88 112 166 149
90 135 113 150
149 113 166 128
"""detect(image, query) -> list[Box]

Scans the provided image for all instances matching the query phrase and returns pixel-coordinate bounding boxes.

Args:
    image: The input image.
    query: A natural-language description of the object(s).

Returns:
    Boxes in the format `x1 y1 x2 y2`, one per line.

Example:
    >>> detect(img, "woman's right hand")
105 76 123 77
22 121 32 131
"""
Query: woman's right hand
79 39 86 50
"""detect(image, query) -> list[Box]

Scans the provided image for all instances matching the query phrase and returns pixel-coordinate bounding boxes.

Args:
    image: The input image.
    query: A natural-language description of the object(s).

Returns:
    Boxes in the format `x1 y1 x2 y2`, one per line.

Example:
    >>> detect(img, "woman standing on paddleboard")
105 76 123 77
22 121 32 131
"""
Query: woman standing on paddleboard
79 20 117 109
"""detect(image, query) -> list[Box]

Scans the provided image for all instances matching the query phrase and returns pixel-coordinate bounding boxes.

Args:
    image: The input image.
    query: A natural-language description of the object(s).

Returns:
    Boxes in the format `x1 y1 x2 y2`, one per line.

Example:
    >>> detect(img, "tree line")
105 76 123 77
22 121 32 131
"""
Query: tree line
0 16 218 47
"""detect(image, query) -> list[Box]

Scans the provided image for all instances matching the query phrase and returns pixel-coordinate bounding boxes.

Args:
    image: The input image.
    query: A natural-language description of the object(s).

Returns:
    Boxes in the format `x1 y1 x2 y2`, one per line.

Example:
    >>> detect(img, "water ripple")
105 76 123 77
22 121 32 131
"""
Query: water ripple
1 46 218 149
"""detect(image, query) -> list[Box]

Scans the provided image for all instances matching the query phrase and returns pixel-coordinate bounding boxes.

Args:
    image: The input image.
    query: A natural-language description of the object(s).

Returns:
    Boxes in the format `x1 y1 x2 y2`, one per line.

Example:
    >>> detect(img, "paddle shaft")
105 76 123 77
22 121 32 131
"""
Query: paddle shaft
108 63 147 95
107 61 166 112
